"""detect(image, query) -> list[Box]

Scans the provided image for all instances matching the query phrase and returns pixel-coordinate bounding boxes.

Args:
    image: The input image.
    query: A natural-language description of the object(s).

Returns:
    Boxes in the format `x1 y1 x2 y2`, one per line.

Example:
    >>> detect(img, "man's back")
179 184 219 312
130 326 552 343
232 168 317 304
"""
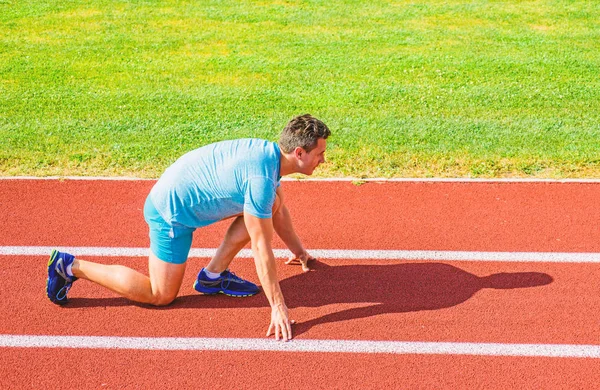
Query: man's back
150 138 281 228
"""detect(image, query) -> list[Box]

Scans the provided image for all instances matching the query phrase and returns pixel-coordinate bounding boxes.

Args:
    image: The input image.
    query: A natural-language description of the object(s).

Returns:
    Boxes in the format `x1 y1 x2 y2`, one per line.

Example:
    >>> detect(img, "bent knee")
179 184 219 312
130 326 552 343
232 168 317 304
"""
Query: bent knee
151 294 177 306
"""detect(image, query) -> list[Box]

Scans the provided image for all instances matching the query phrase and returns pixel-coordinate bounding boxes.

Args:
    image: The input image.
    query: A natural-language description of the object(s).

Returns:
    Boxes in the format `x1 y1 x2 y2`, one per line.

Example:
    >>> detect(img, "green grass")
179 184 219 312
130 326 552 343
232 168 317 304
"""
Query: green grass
1 0 599 178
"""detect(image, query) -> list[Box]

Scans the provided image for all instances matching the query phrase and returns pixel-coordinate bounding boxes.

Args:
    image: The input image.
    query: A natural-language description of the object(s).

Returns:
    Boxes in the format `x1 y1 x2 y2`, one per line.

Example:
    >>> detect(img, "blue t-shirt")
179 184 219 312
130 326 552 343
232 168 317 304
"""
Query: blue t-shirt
149 139 281 228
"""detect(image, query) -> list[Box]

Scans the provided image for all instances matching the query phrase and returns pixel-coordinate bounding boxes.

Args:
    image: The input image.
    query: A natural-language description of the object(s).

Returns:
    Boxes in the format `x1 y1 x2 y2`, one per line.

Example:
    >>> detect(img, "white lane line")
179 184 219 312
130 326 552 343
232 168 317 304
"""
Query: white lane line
2 246 600 263
3 176 600 183
1 335 599 358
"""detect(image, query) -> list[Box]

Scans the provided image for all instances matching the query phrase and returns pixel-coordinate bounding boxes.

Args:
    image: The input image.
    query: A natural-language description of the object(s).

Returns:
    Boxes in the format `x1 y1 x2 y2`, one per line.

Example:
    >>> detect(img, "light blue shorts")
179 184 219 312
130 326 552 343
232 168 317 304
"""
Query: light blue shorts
144 196 195 264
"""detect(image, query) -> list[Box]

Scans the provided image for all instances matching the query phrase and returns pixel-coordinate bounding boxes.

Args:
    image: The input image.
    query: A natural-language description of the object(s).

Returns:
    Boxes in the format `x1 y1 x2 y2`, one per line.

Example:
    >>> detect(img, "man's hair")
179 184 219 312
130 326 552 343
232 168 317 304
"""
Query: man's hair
279 114 331 153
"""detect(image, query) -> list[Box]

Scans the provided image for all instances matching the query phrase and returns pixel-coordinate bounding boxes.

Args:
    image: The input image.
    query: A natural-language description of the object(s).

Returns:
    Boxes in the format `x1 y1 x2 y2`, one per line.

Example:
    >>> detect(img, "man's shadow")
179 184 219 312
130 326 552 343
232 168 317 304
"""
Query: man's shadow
67 262 552 336
279 262 552 336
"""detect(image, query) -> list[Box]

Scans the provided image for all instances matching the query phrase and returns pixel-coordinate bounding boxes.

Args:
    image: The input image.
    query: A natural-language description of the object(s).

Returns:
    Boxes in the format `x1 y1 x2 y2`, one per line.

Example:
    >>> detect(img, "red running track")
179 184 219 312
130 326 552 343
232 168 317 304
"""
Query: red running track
1 179 600 388
3 179 600 251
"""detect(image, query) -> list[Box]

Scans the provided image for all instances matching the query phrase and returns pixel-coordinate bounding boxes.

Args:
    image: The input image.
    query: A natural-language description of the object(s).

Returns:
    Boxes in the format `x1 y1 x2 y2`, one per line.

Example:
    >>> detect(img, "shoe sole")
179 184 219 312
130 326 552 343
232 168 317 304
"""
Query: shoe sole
48 249 58 267
46 249 67 305
193 280 259 298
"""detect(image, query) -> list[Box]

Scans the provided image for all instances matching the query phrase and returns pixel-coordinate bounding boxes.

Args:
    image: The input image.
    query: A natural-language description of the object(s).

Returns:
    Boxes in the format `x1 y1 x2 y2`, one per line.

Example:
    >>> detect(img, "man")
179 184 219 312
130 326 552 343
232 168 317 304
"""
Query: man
46 114 330 342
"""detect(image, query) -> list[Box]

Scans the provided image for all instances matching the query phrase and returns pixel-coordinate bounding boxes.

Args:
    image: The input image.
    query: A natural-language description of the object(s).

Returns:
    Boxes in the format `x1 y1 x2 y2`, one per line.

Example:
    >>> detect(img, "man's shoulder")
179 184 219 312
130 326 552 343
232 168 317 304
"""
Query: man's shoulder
207 138 276 153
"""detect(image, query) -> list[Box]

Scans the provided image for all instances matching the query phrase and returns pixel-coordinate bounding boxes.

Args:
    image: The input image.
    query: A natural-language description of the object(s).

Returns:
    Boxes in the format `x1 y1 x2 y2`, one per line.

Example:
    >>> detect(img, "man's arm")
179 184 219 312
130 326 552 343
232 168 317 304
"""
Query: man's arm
244 211 293 341
273 187 314 272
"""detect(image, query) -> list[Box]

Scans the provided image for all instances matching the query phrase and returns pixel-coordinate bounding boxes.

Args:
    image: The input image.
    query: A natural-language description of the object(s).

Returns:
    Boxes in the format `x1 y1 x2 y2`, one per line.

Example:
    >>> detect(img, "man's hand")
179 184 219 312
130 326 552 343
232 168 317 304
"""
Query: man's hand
285 251 315 272
267 303 294 341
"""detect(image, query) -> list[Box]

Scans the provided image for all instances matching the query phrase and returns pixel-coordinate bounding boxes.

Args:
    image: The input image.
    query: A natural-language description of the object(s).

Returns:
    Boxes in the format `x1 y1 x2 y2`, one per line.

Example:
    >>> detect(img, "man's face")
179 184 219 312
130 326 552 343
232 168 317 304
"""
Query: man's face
298 138 327 175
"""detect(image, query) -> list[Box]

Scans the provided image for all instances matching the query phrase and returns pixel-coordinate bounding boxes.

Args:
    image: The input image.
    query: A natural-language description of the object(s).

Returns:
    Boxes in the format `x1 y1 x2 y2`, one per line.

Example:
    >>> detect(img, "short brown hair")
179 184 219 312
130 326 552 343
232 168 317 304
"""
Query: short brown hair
279 114 331 153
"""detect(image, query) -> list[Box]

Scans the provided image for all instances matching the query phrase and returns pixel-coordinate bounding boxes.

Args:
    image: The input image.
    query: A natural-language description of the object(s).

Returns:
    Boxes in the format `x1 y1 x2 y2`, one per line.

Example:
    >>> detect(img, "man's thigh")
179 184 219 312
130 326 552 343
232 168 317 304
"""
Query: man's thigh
144 195 193 300
145 195 195 264
148 251 187 301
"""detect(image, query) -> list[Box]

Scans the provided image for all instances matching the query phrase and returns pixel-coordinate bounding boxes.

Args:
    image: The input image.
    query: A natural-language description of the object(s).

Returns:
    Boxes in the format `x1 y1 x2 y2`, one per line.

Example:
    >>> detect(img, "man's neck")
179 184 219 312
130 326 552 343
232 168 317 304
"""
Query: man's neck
279 151 297 176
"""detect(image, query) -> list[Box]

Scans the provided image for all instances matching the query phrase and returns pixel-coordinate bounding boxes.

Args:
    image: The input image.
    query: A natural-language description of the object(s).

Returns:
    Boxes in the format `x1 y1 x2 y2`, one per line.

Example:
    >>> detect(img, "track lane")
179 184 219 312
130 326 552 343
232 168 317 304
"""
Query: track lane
3 179 600 252
2 349 600 389
5 256 600 345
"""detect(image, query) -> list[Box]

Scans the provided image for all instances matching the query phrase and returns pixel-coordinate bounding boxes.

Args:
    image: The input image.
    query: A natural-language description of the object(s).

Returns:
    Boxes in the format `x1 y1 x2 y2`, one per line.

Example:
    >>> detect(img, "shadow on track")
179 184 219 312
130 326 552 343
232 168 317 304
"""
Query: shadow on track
281 262 553 336
65 261 552 336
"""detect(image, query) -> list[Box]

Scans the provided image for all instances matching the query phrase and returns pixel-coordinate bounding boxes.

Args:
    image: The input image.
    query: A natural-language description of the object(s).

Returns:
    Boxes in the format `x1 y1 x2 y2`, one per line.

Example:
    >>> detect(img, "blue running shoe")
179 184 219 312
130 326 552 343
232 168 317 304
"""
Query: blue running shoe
46 249 77 305
193 268 260 297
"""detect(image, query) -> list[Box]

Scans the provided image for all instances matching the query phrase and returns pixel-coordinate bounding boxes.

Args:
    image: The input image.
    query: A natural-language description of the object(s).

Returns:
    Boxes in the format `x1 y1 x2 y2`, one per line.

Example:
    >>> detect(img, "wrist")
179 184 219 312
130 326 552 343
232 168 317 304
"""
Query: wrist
271 299 286 309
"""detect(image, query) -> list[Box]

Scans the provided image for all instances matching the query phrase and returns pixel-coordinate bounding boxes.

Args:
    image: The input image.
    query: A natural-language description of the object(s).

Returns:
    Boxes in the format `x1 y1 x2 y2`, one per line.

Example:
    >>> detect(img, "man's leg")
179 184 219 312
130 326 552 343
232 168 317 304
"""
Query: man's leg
71 252 186 306
204 194 282 273
204 215 250 274
193 216 259 297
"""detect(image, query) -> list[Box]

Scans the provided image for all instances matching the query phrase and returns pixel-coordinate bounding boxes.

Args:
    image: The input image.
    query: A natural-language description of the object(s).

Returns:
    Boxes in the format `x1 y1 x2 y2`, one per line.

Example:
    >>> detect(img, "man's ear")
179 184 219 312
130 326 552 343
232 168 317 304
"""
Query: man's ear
294 146 304 159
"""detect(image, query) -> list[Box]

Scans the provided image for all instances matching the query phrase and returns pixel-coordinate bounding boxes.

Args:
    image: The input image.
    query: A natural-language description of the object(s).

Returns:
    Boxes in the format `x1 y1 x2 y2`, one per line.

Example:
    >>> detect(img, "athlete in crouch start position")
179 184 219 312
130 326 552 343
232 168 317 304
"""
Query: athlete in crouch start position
46 114 331 341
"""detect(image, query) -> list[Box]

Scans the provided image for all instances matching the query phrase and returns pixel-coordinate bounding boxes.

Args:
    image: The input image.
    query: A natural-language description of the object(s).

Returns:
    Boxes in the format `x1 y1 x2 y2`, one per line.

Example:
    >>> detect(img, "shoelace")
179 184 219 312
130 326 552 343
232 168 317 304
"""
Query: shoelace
221 270 244 289
56 283 72 301
54 259 74 301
